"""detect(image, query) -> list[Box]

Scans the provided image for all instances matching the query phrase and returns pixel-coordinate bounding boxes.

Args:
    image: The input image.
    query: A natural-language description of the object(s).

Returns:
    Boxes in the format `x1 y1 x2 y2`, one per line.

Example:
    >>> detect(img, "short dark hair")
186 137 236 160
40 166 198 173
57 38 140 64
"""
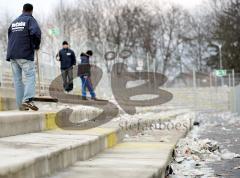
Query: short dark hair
86 50 93 56
62 41 68 45
23 3 33 12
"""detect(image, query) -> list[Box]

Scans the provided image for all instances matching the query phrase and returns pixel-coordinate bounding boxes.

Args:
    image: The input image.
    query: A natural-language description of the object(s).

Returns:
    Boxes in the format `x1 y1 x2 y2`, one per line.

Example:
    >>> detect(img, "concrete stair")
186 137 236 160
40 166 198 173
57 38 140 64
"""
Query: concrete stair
48 115 192 178
0 106 191 178
0 104 102 138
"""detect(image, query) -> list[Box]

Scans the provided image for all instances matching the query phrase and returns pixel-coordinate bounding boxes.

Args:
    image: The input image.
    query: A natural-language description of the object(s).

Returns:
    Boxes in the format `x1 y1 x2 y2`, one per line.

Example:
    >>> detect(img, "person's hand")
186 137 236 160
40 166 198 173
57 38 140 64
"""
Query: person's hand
35 46 40 50
56 53 60 61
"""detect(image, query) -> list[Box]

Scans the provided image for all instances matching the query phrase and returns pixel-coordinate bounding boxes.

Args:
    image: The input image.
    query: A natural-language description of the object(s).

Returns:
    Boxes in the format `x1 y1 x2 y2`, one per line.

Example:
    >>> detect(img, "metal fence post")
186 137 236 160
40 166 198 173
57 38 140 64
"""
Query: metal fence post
193 68 196 88
153 55 156 83
214 73 217 88
147 53 150 81
210 72 212 88
232 69 235 87
228 73 231 87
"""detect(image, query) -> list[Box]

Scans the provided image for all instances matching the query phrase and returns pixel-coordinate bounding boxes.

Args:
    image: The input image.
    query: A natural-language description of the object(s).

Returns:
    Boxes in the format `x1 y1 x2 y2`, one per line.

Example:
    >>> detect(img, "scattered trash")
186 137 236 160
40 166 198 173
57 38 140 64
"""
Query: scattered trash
165 165 173 177
195 163 201 167
184 170 204 176
216 173 231 176
170 112 240 178
203 142 218 153
193 121 200 126
221 151 240 160
170 137 220 177
175 157 184 163
233 166 240 170
222 127 231 131
159 137 170 143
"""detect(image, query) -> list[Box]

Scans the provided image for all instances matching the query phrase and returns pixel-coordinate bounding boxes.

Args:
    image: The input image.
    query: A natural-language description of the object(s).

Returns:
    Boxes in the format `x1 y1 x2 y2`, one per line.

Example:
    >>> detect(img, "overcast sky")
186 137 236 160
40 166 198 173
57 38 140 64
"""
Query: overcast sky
0 0 75 18
0 0 204 19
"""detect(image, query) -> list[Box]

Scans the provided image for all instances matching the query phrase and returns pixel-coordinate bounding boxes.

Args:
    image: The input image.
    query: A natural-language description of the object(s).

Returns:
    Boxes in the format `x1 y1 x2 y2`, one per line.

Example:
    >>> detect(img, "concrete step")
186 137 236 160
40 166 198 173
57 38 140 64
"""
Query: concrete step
48 115 192 178
0 96 190 138
0 105 102 138
0 129 120 178
0 109 192 178
0 97 16 111
0 88 16 111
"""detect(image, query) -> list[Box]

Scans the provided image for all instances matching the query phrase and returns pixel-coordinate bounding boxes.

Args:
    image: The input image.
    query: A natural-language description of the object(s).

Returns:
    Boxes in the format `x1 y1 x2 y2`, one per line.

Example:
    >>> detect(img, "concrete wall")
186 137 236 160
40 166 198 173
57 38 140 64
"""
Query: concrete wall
0 87 232 112
163 87 231 111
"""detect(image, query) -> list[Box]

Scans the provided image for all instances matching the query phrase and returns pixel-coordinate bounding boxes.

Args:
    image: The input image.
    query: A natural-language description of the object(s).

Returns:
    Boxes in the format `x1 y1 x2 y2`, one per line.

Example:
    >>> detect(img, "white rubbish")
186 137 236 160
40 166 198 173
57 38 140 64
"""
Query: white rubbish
221 151 240 160
222 127 231 131
170 111 240 178
208 153 221 161
175 157 184 163
233 166 240 170
221 152 236 160
184 170 204 176
159 137 170 143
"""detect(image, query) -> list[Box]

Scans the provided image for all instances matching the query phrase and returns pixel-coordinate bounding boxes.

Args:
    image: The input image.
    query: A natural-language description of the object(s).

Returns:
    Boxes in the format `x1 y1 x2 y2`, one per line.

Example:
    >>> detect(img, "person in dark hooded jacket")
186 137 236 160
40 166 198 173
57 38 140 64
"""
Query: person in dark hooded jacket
77 50 96 100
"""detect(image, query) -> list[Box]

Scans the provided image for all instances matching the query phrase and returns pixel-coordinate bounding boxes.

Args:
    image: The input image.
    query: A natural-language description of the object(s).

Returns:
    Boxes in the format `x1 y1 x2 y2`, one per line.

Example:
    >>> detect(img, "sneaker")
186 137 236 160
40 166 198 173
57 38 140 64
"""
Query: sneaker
82 96 87 100
22 101 39 111
91 97 97 101
19 105 29 111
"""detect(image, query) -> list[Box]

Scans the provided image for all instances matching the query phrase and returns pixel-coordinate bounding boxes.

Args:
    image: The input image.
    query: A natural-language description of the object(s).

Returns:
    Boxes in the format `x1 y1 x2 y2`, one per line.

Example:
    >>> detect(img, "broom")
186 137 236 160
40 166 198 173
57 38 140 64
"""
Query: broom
33 50 58 102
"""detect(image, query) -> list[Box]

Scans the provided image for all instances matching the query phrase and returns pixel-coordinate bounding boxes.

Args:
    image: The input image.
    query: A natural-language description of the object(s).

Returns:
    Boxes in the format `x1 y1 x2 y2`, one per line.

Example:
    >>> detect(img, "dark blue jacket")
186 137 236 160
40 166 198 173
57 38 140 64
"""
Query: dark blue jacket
58 48 76 70
78 53 91 77
6 13 41 61
80 53 90 64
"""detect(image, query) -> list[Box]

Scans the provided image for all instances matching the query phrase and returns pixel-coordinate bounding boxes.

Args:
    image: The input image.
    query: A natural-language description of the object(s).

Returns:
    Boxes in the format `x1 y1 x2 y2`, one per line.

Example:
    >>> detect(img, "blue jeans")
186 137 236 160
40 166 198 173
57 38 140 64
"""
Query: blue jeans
80 76 96 98
11 59 36 107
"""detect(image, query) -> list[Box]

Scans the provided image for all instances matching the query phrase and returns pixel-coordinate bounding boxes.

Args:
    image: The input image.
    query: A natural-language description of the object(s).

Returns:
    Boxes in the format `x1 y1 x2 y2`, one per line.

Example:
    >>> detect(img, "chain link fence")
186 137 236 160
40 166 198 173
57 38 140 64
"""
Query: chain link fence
230 82 240 115
161 69 236 111
1 53 239 113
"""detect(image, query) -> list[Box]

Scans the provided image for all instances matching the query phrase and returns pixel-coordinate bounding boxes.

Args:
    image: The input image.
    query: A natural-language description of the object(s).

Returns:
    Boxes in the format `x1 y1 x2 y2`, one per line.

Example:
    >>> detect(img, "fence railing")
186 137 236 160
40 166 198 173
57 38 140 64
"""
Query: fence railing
1 58 239 113
230 84 240 115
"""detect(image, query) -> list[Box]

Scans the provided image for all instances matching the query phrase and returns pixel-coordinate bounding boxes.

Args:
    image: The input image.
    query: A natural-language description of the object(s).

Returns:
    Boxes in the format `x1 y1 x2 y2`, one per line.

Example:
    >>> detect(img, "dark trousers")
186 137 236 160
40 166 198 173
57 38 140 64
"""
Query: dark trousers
61 67 73 92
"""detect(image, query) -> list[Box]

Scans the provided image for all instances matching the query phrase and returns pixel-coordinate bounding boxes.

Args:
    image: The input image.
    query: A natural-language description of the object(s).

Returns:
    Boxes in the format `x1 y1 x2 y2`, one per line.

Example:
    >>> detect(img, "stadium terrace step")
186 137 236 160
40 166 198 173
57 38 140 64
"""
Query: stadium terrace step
48 114 192 178
0 105 103 138
0 88 16 111
0 109 192 178
0 93 190 138
0 98 16 111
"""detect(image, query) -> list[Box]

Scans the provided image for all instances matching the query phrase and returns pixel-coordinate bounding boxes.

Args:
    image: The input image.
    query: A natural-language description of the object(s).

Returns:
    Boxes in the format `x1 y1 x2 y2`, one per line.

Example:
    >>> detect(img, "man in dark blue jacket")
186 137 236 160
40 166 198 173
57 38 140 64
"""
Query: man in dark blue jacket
6 3 41 111
56 41 76 92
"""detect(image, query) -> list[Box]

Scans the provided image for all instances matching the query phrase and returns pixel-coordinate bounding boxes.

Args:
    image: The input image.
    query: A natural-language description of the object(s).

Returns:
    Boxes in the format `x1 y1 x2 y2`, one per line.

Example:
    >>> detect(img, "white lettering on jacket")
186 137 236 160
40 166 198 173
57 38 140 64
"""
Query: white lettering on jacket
11 22 26 31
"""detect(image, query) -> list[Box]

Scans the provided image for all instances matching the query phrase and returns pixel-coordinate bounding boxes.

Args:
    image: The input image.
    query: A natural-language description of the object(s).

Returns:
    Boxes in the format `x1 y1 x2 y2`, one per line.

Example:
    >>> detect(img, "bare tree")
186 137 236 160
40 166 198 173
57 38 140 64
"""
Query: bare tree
156 5 191 75
0 13 12 59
